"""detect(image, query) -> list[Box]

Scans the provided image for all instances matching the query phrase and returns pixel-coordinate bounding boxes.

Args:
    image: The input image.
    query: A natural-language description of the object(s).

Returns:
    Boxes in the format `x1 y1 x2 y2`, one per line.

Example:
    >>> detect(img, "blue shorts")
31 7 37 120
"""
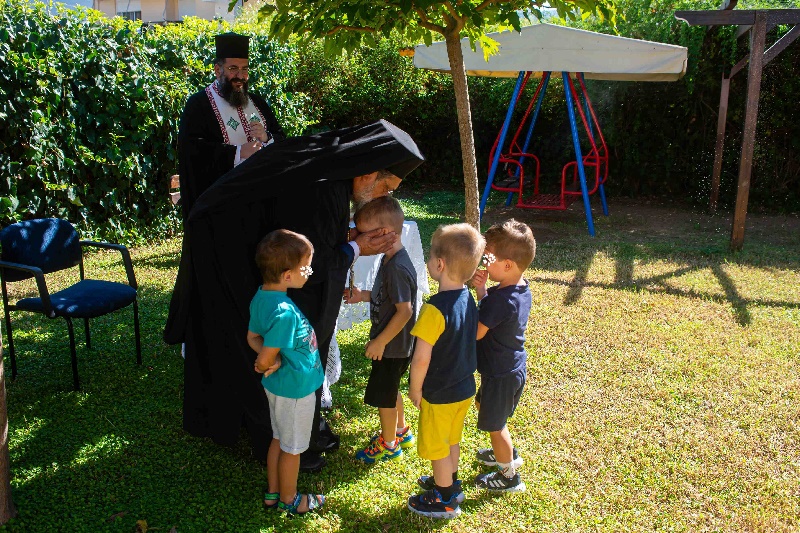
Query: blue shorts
476 368 526 433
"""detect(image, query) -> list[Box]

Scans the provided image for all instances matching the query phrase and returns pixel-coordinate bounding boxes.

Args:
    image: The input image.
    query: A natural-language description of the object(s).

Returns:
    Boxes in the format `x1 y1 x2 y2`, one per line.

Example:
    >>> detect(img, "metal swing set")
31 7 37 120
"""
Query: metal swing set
413 23 688 236
483 70 609 236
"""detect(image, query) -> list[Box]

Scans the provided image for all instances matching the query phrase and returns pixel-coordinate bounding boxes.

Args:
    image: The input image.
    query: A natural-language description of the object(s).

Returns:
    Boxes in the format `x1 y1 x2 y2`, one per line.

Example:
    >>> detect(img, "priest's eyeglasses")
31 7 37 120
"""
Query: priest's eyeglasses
226 66 250 75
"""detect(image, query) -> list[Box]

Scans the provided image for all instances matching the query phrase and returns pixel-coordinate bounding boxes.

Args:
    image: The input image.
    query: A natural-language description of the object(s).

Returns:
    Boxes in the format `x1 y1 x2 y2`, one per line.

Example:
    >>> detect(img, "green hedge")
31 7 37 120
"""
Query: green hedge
1 0 797 244
0 0 307 243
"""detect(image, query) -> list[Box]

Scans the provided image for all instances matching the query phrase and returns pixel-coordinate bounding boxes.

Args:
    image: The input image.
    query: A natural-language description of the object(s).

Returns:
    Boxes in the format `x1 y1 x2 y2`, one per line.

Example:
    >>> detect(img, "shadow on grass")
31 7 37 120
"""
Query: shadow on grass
474 191 800 327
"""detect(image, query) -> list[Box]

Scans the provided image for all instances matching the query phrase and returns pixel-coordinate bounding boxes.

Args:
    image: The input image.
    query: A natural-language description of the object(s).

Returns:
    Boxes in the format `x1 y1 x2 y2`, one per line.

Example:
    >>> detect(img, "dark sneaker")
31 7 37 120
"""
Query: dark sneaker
407 489 461 519
475 447 523 468
355 435 403 464
416 476 465 503
298 451 326 473
475 470 526 493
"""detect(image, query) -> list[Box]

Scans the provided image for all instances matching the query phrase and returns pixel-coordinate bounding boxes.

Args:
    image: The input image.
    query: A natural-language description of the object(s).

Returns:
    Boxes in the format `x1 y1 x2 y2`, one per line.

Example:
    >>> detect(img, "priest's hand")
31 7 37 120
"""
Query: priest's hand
355 227 397 256
249 122 269 143
240 140 262 160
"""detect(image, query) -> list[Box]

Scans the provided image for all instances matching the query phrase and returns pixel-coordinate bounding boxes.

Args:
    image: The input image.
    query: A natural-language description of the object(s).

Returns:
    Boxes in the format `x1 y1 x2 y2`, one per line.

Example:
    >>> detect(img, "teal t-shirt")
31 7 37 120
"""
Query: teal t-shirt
248 289 324 399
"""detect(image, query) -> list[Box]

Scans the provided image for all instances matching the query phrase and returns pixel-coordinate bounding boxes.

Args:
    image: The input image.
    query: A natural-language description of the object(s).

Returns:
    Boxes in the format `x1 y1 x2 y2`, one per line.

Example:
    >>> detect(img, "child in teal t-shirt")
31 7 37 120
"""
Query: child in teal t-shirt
247 229 325 516
250 289 323 399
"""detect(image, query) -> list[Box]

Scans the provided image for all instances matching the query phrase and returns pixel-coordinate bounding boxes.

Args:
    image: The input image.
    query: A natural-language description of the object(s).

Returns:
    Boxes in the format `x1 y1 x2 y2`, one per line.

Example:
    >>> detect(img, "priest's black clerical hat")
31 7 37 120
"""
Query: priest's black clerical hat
215 32 249 60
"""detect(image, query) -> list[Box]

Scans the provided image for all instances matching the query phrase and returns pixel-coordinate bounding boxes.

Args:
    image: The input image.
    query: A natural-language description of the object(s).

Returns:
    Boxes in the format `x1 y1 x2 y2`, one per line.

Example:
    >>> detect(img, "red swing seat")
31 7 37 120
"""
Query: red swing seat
490 73 608 211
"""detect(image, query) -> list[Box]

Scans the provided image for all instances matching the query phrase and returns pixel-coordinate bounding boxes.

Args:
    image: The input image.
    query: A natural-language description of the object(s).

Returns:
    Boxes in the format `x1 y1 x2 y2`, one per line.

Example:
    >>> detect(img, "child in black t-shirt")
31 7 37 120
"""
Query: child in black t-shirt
343 196 418 463
470 219 535 493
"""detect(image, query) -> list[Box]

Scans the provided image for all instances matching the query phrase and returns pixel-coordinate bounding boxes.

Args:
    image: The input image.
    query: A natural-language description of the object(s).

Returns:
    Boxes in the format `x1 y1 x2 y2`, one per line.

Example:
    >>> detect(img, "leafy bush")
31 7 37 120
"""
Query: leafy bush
0 0 307 243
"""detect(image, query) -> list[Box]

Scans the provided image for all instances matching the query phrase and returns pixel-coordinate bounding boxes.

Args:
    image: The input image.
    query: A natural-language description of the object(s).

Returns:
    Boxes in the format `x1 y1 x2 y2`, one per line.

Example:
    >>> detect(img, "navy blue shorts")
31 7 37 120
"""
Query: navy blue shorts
476 368 526 432
364 356 412 408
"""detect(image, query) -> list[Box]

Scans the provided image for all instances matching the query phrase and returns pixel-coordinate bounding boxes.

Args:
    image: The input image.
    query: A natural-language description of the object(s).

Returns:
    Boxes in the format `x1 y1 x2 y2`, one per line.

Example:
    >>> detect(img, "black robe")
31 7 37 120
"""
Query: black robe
177 88 285 220
165 120 424 458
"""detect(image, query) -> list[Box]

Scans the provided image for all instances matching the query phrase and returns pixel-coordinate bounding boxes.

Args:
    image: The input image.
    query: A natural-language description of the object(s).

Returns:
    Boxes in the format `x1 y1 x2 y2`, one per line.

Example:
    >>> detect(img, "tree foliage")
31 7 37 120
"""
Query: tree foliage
262 0 615 52
261 0 616 227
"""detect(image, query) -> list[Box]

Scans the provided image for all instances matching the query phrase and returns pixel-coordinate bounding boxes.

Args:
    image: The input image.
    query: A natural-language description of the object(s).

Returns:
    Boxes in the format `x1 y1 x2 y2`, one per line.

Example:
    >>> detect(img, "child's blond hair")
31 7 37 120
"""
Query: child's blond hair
255 229 314 284
353 195 405 234
484 219 536 271
430 223 485 283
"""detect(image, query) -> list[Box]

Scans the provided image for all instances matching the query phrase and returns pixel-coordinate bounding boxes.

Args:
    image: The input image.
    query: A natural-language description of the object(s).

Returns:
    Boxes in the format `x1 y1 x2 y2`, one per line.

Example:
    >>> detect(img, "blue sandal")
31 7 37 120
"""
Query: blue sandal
278 492 325 515
263 491 280 510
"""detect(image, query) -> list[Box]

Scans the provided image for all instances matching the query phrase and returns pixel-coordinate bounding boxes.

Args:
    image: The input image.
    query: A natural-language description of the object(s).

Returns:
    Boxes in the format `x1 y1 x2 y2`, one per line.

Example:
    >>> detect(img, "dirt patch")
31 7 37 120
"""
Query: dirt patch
480 196 800 249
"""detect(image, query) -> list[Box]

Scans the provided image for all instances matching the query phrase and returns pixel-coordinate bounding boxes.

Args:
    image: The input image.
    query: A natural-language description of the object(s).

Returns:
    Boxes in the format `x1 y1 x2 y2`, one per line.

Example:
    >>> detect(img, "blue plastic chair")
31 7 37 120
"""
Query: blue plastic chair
0 218 141 390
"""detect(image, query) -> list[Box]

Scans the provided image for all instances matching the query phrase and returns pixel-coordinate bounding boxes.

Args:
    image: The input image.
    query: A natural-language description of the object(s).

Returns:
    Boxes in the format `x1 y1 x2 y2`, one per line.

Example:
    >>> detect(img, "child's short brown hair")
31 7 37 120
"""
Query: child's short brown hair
255 229 314 284
484 219 536 270
353 195 405 234
430 223 485 283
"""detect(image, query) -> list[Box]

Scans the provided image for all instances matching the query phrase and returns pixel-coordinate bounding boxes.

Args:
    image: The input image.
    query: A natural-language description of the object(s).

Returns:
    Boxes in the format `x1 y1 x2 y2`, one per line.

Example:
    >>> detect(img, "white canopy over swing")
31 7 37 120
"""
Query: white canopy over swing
413 23 688 81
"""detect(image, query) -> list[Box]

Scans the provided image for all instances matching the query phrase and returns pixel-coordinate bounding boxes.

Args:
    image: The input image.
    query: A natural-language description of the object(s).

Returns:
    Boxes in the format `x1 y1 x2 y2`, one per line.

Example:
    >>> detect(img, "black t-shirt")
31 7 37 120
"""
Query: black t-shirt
369 248 418 358
477 282 531 377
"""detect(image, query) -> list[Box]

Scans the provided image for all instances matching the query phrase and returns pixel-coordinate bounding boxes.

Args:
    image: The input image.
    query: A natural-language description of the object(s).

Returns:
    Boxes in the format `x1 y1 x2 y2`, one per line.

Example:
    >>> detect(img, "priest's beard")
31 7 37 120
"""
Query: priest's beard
217 77 249 107
352 181 379 212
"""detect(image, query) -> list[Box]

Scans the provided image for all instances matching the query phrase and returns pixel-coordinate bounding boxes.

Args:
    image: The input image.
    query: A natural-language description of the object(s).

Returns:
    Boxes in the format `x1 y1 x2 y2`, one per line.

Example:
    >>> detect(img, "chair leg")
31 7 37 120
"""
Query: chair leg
65 317 80 391
1 281 17 380
3 311 16 380
133 299 142 365
84 318 91 350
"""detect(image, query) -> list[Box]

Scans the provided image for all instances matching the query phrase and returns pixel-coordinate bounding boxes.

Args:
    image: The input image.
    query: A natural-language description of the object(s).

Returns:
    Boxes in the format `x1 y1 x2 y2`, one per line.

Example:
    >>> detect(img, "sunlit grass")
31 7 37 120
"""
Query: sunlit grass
0 191 798 532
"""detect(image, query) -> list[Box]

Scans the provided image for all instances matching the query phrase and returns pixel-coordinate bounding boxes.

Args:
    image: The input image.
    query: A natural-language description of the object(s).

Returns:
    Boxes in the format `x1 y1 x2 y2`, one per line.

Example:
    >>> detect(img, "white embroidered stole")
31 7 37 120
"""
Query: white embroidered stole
205 83 271 145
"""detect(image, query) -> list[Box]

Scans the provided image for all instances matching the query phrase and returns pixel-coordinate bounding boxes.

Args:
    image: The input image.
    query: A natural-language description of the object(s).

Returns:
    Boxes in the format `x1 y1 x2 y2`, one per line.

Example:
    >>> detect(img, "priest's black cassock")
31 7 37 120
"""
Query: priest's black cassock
164 120 425 459
177 90 285 220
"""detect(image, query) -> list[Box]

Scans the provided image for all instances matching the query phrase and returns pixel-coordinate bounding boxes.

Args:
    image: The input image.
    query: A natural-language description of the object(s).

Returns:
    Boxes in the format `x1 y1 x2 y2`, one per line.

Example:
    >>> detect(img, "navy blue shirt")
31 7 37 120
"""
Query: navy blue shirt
411 287 478 404
477 282 531 378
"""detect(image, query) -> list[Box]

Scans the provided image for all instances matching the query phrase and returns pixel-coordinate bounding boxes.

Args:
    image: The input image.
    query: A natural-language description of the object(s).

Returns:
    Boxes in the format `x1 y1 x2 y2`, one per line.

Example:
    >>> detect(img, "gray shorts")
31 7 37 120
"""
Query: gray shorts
265 389 316 455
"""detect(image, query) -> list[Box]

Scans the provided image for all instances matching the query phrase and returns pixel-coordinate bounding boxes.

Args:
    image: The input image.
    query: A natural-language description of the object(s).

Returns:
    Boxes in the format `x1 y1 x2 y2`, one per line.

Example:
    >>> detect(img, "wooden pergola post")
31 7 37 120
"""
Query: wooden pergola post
709 74 729 212
730 12 767 250
675 8 800 250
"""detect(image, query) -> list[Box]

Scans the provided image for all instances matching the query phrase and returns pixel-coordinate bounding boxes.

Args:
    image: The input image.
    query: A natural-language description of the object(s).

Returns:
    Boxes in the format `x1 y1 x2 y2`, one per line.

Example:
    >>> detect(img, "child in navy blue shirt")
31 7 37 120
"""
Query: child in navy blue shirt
470 219 535 493
407 223 485 519
248 229 325 515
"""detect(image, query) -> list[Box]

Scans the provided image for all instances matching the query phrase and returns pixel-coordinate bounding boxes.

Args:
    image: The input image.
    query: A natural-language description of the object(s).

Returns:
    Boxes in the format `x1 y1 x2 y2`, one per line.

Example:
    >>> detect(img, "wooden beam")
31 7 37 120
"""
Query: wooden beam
675 10 756 25
764 24 800 66
736 21 778 39
765 10 800 25
731 11 767 251
675 9 800 26
729 54 749 77
710 74 730 213
730 24 797 76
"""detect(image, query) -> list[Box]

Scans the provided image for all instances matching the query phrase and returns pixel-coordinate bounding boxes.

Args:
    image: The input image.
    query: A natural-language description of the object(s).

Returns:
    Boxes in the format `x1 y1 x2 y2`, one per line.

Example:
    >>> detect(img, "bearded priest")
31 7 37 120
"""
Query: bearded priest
177 32 286 220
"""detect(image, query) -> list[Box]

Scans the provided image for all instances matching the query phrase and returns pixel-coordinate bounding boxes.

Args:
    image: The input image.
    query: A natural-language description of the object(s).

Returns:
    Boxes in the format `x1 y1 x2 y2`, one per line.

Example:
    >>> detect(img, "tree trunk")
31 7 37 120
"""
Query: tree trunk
444 27 480 229
0 325 16 524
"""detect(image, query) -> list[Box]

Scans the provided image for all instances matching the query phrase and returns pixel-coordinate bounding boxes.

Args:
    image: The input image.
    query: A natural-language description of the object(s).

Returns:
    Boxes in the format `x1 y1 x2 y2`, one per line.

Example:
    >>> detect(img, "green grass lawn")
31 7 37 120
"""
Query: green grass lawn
1 190 798 532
